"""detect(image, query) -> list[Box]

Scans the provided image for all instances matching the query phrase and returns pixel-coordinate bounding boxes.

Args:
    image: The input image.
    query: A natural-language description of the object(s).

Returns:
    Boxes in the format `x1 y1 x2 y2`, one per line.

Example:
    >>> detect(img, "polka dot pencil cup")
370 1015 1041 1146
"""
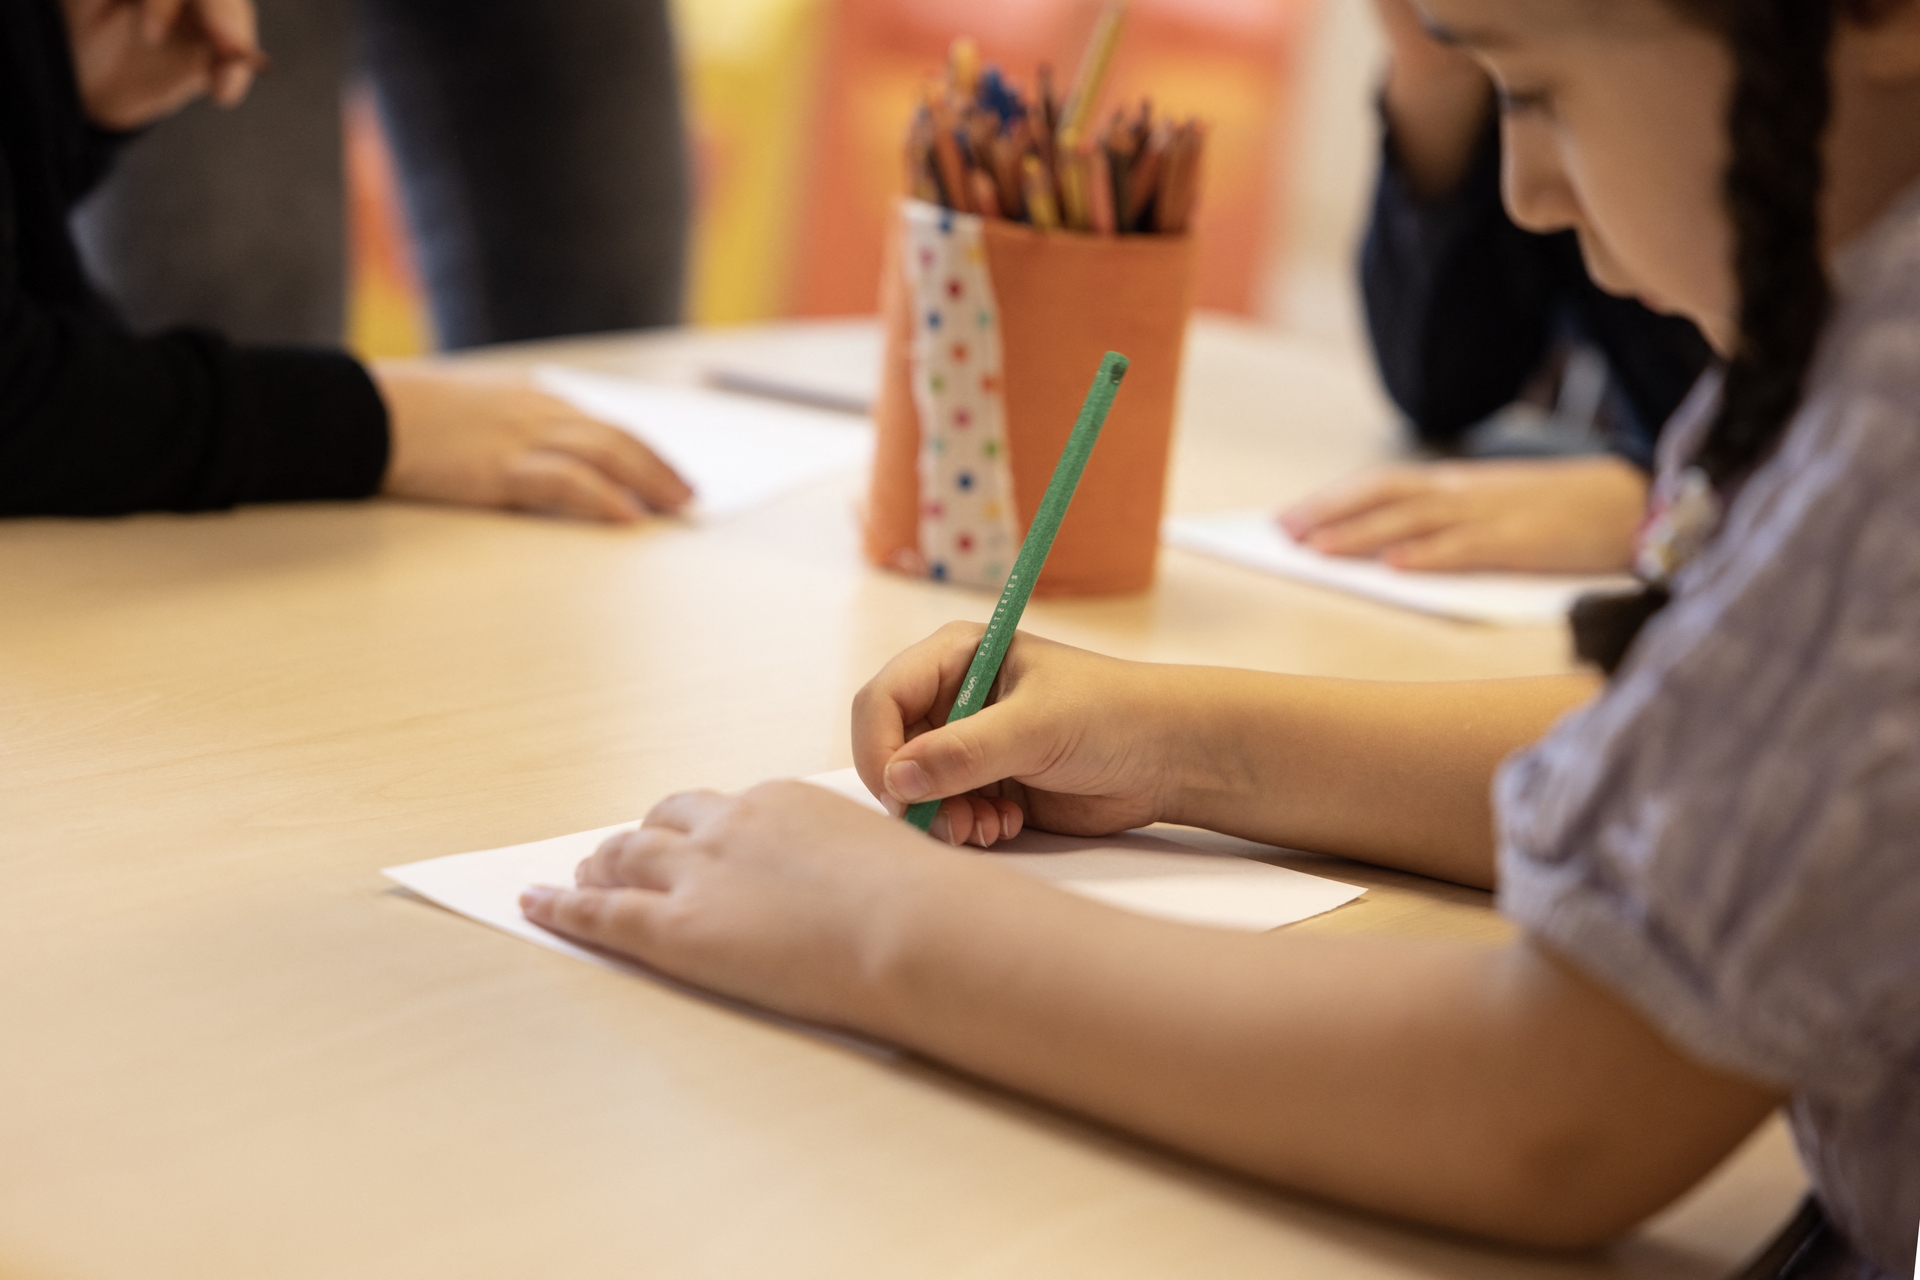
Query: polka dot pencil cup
864 198 1197 596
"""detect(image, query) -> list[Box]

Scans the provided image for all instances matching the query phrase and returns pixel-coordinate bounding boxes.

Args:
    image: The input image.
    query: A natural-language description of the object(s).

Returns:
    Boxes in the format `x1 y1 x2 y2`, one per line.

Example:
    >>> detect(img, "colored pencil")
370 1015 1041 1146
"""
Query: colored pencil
904 353 1131 832
925 87 974 215
1021 153 1060 229
1087 142 1116 235
1058 1 1128 145
899 34 1203 238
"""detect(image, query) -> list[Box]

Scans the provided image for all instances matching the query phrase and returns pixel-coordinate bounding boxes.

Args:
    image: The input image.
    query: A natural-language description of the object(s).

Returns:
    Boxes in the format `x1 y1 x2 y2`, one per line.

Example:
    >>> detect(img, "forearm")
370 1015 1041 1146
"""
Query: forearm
1373 0 1493 200
0 307 387 515
1156 670 1598 887
1382 74 1492 202
871 872 1777 1247
1362 123 1560 441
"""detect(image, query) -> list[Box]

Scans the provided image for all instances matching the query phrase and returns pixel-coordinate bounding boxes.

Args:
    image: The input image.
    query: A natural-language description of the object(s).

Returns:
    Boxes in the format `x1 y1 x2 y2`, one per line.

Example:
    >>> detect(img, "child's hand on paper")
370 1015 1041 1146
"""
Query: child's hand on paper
520 780 982 1029
853 624 1177 847
1277 455 1648 574
376 365 693 523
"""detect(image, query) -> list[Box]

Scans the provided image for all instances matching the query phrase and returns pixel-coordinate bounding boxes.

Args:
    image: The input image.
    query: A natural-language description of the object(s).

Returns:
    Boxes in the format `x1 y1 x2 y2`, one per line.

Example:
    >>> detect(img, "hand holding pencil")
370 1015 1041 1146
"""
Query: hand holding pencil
855 624 1172 847
900 352 1129 833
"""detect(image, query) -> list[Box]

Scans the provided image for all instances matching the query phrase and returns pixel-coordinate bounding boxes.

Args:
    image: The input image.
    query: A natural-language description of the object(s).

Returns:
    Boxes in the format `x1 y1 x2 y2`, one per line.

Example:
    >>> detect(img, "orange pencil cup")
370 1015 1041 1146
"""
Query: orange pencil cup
865 198 1197 596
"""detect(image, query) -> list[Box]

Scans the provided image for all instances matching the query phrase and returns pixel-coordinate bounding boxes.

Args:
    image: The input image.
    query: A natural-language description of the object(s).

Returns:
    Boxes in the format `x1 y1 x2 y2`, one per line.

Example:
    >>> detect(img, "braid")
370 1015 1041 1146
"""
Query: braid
1571 0 1838 673
1695 0 1836 484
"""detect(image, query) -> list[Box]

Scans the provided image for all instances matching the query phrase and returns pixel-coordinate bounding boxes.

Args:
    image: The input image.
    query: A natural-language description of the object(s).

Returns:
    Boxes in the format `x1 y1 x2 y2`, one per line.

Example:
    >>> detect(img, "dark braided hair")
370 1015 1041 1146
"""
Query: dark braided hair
1571 0 1841 672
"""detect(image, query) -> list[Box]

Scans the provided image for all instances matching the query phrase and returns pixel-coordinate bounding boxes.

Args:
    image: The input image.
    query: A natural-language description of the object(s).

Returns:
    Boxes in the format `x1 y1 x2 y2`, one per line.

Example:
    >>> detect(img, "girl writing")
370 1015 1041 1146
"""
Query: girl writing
525 1 1920 1271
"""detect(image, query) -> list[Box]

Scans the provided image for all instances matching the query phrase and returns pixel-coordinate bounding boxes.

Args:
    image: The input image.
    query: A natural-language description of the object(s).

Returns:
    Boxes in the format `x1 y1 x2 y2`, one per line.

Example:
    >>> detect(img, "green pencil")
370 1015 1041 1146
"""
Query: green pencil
905 351 1129 832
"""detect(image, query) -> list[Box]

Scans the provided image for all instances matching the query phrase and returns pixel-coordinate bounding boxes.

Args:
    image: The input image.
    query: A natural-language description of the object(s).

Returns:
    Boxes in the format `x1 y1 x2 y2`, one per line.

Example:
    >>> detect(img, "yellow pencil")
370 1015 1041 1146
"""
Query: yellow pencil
1057 146 1089 230
1021 154 1060 230
1057 1 1127 146
949 36 981 96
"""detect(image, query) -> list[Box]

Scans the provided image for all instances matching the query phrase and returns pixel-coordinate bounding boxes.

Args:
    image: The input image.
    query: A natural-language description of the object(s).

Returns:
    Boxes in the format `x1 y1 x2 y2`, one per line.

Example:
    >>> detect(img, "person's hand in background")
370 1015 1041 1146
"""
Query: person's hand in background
1279 455 1649 574
1371 0 1493 201
61 0 265 130
375 366 692 523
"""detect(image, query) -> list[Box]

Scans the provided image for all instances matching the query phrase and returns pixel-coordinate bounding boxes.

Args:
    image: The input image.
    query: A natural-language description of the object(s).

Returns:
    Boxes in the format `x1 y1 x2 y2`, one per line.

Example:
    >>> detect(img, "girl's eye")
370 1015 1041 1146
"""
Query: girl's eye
1495 86 1553 118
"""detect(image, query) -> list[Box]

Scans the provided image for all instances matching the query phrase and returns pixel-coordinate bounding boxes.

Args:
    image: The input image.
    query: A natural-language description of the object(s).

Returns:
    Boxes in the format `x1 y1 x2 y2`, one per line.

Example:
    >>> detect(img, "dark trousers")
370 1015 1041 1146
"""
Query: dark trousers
71 0 690 349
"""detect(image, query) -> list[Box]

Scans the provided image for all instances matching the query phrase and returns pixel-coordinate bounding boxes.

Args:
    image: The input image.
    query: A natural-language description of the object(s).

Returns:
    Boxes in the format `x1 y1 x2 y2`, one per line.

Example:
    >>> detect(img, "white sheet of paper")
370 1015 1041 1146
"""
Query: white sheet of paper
701 324 881 417
804 769 1365 930
536 366 874 521
383 771 1365 984
1163 509 1632 625
385 819 637 972
383 815 891 1057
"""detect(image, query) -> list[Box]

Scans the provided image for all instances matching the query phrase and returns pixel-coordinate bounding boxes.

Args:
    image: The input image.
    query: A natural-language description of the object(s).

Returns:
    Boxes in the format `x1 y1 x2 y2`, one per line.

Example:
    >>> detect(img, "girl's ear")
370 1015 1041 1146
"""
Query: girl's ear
1848 0 1920 78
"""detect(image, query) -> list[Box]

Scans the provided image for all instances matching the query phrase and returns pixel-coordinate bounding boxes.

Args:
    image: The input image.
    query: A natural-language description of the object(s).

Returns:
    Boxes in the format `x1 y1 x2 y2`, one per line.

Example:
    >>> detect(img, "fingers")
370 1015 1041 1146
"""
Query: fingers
1285 456 1651 572
575 826 684 891
854 625 1055 835
193 0 259 57
1296 490 1460 559
545 418 693 514
140 0 190 44
136 0 261 107
210 56 255 107
375 370 696 522
927 794 1025 848
195 0 263 105
882 699 1045 813
526 796 727 954
642 789 732 834
501 449 645 523
1382 526 1497 572
851 622 984 801
1278 468 1431 540
520 884 663 956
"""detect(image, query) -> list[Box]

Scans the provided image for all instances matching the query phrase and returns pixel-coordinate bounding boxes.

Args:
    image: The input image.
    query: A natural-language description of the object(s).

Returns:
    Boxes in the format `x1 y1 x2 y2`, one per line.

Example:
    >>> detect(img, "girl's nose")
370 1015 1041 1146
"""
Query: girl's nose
1500 120 1582 236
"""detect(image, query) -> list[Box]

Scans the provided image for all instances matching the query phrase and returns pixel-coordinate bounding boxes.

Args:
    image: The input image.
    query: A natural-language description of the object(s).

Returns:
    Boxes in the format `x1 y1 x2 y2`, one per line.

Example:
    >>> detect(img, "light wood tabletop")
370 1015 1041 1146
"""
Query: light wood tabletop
0 317 1804 1280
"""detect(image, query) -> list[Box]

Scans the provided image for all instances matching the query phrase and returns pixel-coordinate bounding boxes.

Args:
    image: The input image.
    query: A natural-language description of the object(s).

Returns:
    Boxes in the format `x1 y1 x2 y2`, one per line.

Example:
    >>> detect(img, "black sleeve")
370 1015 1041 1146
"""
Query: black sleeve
0 159 389 517
1359 111 1565 448
1361 107 1715 465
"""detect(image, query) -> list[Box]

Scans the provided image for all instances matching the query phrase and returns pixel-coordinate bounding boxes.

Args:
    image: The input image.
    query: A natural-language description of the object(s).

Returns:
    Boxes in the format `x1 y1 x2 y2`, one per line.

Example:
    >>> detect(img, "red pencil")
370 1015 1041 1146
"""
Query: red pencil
990 124 1028 216
970 169 1004 218
1087 143 1116 235
1125 121 1168 231
925 88 973 214
1169 120 1208 233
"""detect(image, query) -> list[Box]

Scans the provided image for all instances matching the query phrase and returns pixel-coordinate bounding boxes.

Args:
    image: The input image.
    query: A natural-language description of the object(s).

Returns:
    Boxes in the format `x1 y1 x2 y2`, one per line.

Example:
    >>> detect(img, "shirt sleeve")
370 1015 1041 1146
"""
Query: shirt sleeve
0 154 388 517
1495 385 1920 1105
1359 107 1711 464
1359 111 1559 447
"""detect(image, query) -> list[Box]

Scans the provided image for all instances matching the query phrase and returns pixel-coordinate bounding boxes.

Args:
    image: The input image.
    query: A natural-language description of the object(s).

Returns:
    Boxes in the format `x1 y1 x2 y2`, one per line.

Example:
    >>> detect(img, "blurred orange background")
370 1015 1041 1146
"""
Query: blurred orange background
346 0 1328 358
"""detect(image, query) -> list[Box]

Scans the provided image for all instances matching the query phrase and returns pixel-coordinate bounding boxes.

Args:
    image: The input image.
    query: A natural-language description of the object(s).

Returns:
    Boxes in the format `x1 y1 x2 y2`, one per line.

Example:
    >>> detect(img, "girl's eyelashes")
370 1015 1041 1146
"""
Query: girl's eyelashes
1495 86 1554 118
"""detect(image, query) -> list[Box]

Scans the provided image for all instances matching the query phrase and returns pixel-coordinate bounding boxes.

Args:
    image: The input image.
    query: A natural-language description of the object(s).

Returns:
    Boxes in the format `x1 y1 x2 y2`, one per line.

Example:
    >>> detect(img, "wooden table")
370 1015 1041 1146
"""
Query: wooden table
0 318 1804 1280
